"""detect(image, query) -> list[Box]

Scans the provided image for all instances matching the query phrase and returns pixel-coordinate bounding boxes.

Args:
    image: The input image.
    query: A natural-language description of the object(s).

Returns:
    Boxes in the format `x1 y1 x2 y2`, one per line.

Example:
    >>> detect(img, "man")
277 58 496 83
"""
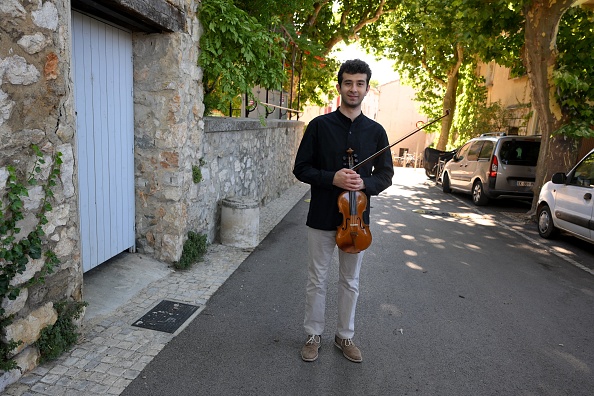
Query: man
293 59 394 363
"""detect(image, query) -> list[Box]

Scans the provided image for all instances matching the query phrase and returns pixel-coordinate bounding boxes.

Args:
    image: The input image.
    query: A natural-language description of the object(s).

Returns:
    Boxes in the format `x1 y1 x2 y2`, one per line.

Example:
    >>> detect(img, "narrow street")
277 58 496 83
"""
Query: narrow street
122 168 594 396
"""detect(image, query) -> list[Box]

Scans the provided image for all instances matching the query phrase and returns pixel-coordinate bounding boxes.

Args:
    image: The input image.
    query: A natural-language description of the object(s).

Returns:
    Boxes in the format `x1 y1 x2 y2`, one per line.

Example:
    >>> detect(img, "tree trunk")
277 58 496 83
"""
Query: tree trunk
523 0 579 213
436 72 459 151
435 44 464 151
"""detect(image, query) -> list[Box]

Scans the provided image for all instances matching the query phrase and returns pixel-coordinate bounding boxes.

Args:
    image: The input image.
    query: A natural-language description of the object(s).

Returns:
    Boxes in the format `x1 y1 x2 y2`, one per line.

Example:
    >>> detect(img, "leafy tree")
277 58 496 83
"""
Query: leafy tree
504 0 594 210
358 0 523 150
518 0 579 199
198 0 401 115
198 0 286 115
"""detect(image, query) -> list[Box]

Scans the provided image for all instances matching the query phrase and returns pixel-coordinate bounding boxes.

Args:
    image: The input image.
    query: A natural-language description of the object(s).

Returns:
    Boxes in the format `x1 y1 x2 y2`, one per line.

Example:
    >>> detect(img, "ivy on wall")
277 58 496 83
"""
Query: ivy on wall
0 146 62 370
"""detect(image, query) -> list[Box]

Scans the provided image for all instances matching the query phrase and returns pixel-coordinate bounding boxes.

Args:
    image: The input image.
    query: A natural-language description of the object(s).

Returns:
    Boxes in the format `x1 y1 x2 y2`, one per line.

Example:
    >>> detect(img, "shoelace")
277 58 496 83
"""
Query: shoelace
343 338 354 347
306 335 320 345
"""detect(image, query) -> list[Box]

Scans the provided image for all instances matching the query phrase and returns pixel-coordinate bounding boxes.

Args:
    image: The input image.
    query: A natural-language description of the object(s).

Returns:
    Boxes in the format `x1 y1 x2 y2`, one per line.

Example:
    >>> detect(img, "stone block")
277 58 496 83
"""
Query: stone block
0 346 40 393
2 302 57 356
10 258 45 288
1 288 28 316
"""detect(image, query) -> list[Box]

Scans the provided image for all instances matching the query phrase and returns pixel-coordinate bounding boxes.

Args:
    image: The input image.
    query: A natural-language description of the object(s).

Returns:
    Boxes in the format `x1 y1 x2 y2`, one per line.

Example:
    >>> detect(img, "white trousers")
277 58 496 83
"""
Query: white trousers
304 227 364 339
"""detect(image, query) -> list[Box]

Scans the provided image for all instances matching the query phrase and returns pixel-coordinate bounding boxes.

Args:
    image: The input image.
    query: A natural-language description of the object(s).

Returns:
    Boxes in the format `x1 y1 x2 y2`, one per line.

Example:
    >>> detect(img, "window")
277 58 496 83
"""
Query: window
478 141 494 160
455 143 471 161
569 152 594 187
498 141 540 165
467 141 484 161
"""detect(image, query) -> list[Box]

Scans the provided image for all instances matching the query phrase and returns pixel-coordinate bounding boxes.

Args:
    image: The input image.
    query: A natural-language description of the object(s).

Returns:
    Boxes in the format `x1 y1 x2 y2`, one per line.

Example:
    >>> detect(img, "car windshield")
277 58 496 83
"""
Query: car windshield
498 140 540 165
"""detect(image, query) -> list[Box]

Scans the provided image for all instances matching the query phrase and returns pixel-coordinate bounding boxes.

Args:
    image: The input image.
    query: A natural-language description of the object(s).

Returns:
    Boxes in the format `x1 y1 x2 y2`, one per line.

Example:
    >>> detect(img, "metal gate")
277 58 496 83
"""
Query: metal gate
72 11 135 272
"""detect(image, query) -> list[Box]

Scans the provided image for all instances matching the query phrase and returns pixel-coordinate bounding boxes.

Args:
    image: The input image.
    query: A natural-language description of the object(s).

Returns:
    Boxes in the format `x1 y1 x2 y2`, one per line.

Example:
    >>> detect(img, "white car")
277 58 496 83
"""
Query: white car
537 148 594 244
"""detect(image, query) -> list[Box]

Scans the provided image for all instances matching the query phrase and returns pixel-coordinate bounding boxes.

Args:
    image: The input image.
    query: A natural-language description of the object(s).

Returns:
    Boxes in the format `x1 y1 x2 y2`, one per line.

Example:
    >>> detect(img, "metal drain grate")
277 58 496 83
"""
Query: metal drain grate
132 300 200 333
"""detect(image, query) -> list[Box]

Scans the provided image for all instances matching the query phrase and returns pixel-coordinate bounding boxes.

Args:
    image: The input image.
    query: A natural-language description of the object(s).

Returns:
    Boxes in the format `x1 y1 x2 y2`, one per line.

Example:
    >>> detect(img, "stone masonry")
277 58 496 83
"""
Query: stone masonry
1 0 83 390
1 0 304 390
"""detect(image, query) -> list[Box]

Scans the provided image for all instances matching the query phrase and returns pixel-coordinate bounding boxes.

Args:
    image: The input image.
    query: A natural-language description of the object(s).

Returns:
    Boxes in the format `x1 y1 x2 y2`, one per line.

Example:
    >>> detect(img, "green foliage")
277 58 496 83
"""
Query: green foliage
0 336 21 371
553 6 594 139
358 0 525 147
198 0 286 115
36 300 87 363
192 166 202 184
199 1 403 115
0 146 62 369
450 63 492 146
174 232 208 270
192 159 206 184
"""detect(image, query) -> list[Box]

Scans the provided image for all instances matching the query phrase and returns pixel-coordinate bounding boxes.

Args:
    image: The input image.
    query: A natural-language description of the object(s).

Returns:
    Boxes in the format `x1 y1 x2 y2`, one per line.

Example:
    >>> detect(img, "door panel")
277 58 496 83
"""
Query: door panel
72 11 135 272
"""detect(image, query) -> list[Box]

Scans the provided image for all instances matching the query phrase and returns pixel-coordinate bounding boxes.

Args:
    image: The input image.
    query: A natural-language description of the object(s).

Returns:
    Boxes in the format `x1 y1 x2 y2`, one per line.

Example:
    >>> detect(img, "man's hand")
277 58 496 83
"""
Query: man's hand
333 168 365 191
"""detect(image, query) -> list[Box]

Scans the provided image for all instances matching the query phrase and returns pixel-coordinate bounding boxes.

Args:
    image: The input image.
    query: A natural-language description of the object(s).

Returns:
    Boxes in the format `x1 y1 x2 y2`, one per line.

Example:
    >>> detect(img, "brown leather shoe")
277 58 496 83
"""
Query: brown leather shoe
301 335 321 362
334 336 362 363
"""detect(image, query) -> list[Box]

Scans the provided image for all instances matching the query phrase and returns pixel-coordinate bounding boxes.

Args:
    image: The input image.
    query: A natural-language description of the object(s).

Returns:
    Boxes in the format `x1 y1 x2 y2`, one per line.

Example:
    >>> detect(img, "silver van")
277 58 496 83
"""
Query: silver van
441 133 541 205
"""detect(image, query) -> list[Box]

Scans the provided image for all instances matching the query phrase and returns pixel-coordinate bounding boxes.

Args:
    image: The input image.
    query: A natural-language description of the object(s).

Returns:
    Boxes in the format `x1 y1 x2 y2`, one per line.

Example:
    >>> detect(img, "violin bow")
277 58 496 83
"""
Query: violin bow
351 109 450 171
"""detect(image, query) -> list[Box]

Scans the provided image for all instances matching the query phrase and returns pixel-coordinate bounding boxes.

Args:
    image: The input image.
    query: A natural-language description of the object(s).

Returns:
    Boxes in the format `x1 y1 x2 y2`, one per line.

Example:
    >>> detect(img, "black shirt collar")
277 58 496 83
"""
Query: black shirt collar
335 107 364 124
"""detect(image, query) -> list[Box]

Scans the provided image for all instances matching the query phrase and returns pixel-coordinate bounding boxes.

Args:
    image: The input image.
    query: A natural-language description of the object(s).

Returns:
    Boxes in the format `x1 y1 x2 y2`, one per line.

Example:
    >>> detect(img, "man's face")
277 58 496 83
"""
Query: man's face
336 72 370 109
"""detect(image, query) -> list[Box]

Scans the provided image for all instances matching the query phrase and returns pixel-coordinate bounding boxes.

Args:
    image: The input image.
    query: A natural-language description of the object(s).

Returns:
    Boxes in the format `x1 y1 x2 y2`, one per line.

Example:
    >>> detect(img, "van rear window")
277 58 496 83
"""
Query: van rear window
499 141 540 165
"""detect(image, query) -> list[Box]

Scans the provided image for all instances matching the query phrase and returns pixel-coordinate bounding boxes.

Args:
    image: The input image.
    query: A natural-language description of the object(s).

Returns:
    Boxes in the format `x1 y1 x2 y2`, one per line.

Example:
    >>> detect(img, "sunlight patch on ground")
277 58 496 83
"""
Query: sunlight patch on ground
420 236 446 244
464 243 481 251
551 245 574 256
412 209 498 227
406 262 425 271
385 187 417 198
377 219 406 227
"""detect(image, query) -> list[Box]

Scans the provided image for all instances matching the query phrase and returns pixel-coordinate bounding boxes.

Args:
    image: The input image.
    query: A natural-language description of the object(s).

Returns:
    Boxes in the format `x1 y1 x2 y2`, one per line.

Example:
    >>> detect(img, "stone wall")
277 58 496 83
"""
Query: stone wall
198 117 303 242
134 116 304 257
0 0 200 389
133 16 203 263
1 0 82 386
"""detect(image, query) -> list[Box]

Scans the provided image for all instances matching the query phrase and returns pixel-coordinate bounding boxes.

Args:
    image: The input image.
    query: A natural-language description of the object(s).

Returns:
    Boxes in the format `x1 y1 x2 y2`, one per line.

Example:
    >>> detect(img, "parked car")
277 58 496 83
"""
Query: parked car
536 148 594 244
441 133 541 205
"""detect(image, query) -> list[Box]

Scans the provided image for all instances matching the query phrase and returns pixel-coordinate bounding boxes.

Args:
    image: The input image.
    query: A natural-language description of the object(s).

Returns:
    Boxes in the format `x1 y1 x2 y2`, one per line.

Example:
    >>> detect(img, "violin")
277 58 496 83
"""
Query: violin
334 110 451 254
336 148 372 254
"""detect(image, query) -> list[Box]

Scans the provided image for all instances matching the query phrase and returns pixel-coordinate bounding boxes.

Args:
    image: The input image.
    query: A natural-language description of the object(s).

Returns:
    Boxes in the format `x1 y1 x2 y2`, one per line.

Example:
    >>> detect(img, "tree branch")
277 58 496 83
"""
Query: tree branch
307 1 332 27
324 0 393 51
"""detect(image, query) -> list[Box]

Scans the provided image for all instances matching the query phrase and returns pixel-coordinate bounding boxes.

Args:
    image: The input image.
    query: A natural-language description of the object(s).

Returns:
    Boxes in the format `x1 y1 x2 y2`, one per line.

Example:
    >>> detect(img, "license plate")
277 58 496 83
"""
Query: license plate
517 181 534 187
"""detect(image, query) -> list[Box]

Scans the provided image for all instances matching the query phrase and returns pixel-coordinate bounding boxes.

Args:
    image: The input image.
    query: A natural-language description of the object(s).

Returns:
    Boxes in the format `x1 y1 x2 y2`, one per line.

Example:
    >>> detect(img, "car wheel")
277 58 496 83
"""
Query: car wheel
537 205 558 239
442 173 452 193
472 180 489 206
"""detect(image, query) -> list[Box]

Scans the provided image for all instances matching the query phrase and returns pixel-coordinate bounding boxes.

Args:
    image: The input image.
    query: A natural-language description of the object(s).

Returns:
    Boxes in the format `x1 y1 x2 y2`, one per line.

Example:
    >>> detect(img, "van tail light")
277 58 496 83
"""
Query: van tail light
490 156 498 178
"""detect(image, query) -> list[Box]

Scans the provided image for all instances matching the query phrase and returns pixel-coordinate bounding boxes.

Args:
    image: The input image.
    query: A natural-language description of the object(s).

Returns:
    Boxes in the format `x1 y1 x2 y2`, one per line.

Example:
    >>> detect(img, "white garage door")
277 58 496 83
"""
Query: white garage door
72 11 135 273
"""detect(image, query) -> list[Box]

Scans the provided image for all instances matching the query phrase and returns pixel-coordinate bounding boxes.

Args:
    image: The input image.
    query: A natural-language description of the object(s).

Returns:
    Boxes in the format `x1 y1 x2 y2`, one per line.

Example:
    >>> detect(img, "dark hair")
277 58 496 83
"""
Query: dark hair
337 59 372 86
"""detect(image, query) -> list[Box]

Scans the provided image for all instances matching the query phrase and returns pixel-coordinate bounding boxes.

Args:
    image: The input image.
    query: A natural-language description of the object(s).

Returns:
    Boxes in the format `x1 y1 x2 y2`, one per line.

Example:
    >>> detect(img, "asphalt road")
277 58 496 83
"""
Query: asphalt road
122 169 594 396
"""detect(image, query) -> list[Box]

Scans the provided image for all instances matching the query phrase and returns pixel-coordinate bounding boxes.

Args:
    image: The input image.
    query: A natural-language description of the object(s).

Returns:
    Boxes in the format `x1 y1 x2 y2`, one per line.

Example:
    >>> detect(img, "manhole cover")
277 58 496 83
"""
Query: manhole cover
132 300 200 333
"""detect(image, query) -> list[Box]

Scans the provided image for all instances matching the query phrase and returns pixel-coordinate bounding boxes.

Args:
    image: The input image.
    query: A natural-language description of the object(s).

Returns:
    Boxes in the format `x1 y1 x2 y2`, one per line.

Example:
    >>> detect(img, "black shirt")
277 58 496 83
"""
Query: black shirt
293 109 394 231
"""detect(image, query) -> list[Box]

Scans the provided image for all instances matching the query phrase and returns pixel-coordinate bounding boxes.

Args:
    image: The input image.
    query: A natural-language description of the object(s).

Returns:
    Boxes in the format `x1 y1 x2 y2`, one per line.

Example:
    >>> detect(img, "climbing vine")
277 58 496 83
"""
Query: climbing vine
0 145 62 370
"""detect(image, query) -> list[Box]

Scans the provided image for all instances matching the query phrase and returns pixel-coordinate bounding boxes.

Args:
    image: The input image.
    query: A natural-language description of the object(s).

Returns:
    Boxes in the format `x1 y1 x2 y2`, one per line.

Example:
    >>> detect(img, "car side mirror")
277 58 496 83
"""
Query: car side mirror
551 172 566 184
